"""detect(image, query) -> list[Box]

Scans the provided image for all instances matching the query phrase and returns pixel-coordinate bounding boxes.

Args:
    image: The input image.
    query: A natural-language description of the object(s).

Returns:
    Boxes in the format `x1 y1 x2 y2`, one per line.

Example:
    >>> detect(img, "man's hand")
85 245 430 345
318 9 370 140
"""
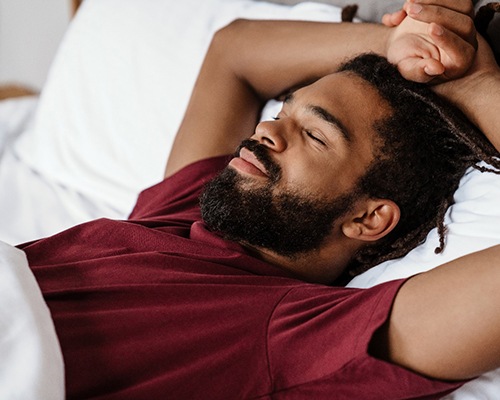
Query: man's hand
384 0 477 83
435 34 499 97
435 33 500 151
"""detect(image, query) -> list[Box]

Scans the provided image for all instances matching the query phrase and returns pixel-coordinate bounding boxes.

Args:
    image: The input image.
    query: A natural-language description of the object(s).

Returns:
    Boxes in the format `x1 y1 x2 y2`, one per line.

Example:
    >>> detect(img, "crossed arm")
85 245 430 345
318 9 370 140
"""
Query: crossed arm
166 0 499 178
166 0 500 381
385 0 500 152
165 21 393 177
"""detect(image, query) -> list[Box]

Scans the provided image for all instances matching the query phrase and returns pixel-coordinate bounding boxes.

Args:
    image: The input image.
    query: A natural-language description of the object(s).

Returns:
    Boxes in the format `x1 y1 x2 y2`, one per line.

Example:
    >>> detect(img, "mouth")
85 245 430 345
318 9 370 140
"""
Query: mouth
229 147 269 178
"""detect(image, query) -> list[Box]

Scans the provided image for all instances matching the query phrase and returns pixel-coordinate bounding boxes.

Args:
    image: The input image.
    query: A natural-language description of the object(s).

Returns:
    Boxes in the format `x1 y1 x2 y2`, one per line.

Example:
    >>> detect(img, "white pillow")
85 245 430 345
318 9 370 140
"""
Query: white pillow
12 0 342 215
347 162 500 399
348 162 500 288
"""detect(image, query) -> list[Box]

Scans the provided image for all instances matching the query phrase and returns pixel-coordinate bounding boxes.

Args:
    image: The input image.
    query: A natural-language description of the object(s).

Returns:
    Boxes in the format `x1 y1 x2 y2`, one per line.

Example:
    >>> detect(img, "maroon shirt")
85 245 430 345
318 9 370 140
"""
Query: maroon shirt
21 156 462 399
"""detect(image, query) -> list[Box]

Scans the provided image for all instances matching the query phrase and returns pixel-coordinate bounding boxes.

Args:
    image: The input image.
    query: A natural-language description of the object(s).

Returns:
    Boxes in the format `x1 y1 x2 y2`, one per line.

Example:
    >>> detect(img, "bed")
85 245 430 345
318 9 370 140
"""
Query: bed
1 0 499 398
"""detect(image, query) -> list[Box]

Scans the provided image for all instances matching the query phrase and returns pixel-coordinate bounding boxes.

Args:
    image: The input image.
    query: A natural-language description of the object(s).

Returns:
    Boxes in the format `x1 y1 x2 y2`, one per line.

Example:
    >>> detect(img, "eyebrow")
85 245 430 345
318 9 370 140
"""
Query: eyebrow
284 93 351 143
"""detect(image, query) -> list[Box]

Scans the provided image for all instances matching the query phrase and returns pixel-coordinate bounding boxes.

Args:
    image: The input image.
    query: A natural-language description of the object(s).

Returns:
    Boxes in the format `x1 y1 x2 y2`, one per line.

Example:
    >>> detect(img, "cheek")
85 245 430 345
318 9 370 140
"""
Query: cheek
274 129 376 197
277 156 316 185
277 160 336 197
280 155 365 199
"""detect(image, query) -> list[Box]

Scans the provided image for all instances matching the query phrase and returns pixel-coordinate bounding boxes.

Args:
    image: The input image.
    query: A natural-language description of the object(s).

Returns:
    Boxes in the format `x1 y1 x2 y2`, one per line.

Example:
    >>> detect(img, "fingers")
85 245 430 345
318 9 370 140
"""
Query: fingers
427 22 477 79
403 1 477 49
393 22 476 83
383 0 478 83
405 0 474 18
398 57 445 83
381 10 407 27
422 57 446 77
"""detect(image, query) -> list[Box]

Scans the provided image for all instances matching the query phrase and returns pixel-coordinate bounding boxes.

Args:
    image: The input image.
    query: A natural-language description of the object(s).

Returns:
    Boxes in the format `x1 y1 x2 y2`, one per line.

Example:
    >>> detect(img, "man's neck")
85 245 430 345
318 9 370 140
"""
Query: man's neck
241 241 352 285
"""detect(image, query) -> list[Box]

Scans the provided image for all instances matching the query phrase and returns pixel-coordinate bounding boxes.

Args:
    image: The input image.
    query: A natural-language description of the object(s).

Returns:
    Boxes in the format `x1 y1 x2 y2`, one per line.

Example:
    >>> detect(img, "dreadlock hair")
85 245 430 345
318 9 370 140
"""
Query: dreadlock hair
338 53 500 277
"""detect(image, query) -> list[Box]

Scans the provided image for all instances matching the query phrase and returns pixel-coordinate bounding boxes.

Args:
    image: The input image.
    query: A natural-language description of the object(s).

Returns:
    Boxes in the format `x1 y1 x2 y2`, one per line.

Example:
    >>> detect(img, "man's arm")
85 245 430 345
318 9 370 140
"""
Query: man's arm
165 21 391 177
384 0 500 151
374 1 500 380
375 244 500 380
164 0 476 177
434 35 500 151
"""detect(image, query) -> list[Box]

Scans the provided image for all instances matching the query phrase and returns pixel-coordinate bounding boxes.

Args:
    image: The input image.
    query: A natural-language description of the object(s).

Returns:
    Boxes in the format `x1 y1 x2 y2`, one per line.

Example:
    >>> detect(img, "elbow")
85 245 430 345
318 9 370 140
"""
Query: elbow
211 18 250 49
214 18 250 37
207 19 253 76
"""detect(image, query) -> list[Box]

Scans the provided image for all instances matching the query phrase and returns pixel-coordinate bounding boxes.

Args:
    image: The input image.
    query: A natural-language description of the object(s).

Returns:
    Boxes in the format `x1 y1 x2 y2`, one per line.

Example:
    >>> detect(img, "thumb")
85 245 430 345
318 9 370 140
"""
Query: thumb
397 57 445 83
381 10 407 27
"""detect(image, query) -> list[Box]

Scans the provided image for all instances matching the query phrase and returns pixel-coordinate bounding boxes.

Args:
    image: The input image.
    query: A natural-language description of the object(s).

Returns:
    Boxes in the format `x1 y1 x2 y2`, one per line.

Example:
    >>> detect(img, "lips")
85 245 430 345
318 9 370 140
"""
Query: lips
240 148 269 175
229 147 269 178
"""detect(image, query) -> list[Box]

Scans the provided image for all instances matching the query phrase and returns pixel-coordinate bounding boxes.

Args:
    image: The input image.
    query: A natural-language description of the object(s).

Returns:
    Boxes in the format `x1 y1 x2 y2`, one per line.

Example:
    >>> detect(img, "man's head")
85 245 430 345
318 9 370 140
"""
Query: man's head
338 54 499 276
200 138 365 256
201 53 499 283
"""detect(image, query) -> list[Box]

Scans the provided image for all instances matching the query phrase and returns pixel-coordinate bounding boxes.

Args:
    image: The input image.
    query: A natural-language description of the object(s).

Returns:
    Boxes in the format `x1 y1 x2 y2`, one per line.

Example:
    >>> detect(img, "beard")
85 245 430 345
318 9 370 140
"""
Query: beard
199 139 360 258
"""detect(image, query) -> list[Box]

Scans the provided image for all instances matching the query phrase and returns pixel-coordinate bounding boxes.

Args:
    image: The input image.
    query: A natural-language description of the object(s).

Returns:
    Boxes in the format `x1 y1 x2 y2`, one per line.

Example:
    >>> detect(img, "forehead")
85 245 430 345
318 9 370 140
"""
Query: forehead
293 71 392 144
286 71 393 192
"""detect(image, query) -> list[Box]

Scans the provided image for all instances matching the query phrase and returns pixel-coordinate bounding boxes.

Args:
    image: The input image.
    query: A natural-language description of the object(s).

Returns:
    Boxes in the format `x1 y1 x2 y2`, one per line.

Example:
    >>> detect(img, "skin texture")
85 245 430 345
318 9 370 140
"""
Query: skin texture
380 245 500 380
166 0 500 381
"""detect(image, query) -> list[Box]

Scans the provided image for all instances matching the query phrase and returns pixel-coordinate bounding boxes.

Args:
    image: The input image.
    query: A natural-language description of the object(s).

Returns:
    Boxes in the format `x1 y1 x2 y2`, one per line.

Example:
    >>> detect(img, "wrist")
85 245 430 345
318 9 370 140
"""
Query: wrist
383 27 396 59
435 68 500 109
434 68 500 152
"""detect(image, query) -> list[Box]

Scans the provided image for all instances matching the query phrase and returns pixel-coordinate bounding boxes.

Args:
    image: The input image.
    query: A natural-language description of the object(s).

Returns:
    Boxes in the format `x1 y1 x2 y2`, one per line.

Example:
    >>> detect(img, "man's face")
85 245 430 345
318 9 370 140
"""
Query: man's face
201 72 392 259
200 140 362 256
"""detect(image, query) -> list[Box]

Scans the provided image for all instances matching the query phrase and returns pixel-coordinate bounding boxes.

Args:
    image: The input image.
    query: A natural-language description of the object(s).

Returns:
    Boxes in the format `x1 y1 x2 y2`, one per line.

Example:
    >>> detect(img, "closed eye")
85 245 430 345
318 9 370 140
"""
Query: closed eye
305 130 326 146
272 115 326 146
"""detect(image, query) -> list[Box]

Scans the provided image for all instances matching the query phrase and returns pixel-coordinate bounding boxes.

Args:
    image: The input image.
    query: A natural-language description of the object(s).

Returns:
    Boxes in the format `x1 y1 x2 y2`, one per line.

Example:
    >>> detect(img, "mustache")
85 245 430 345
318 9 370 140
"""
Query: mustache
234 139 282 182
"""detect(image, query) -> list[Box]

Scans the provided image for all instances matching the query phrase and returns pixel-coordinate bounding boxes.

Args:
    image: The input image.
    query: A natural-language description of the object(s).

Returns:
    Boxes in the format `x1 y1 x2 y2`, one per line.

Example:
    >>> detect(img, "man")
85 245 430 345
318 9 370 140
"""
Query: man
20 0 500 398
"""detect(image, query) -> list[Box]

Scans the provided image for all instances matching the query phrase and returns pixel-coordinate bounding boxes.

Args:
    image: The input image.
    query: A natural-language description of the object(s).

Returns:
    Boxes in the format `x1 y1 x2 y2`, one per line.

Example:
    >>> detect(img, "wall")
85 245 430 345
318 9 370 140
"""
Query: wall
0 0 71 91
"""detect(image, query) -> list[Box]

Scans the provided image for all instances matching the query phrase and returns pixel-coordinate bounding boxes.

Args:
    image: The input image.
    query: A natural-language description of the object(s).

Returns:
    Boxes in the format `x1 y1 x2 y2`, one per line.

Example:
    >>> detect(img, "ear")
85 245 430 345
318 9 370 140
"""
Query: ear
341 199 400 242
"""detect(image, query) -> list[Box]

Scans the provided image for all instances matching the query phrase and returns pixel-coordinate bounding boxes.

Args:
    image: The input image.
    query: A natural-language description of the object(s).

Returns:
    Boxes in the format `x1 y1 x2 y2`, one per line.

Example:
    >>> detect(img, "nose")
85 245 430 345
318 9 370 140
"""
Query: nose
253 120 288 152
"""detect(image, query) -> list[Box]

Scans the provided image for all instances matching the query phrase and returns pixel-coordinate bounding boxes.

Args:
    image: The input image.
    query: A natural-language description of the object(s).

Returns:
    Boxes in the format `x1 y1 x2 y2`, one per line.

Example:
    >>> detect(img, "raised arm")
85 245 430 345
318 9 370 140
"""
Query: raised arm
375 244 500 380
373 0 500 380
434 35 500 151
165 0 477 178
165 20 391 177
383 0 500 151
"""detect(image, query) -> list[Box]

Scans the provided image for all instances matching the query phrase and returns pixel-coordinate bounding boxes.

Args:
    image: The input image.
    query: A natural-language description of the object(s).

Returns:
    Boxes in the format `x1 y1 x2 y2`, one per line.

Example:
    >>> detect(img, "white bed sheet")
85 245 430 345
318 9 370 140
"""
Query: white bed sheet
0 240 64 399
1 0 499 398
0 96 37 156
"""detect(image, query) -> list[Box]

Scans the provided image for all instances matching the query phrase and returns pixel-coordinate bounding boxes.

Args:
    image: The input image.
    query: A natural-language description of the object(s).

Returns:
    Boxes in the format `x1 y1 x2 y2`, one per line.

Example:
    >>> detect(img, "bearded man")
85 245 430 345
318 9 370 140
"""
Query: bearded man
20 0 500 398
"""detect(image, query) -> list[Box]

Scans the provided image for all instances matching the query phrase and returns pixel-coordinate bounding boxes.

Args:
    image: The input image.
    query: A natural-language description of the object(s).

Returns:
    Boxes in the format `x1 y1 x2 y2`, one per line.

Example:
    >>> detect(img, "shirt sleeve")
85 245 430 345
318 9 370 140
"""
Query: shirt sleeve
128 156 230 221
267 279 465 399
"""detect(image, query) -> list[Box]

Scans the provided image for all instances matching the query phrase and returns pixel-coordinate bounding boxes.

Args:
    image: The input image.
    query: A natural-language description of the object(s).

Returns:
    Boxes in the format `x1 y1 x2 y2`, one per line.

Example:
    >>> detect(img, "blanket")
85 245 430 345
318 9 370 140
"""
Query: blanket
0 241 64 399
